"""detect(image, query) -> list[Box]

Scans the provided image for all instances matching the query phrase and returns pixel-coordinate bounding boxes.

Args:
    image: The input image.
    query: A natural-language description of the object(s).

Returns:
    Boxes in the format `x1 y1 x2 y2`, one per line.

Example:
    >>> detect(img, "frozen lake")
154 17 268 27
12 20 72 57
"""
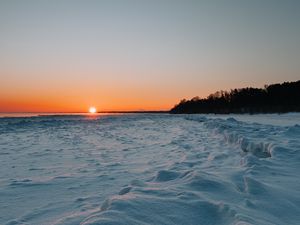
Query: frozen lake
0 113 299 225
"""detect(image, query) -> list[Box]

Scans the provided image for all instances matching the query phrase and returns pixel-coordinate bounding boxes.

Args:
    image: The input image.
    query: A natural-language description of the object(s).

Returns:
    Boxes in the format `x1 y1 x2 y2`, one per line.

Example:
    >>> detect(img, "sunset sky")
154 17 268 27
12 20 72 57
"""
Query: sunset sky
1 0 300 112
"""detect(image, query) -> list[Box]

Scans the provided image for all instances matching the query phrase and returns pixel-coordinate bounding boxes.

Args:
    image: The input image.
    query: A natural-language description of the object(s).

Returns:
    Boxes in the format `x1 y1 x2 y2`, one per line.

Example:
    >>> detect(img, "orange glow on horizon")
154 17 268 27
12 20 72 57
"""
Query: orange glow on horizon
0 96 176 113
0 71 213 113
0 93 206 113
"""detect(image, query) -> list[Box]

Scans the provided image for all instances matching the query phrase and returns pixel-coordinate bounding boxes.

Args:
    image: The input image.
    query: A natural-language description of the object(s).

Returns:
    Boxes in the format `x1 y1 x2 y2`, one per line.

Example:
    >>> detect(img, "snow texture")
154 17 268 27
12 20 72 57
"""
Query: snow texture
0 113 299 225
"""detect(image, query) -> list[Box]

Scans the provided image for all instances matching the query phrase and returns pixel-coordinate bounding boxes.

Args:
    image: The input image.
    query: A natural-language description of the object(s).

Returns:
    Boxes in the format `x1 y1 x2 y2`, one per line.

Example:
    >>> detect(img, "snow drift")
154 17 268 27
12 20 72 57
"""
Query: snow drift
0 113 299 225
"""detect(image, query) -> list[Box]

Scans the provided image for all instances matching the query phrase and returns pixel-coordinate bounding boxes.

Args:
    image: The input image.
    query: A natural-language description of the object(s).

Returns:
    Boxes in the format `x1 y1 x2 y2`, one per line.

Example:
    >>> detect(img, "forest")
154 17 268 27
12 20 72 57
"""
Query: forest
170 80 300 114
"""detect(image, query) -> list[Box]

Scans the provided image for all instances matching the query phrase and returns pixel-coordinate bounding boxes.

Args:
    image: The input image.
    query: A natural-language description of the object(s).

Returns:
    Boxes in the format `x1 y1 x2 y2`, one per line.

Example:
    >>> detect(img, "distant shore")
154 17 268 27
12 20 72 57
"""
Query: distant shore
96 110 169 114
170 80 300 114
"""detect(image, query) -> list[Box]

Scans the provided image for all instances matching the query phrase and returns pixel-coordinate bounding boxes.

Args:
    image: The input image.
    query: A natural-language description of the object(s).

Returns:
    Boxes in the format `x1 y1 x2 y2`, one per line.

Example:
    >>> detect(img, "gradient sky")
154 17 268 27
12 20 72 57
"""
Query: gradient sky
1 0 300 112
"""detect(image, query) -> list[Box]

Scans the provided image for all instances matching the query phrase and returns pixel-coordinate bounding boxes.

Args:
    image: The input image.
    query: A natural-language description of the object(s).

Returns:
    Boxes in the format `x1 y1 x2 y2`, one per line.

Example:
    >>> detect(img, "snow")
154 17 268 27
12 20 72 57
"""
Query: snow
0 113 299 225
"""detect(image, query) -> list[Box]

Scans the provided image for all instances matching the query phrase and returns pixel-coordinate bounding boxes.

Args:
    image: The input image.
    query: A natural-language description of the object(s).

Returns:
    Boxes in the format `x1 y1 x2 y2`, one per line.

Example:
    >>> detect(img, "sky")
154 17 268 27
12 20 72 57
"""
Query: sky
1 0 300 112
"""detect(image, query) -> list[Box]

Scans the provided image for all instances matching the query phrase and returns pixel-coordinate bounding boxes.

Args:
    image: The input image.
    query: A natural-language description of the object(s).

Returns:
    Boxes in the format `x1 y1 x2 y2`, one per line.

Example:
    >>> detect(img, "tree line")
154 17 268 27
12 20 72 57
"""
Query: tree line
170 80 300 114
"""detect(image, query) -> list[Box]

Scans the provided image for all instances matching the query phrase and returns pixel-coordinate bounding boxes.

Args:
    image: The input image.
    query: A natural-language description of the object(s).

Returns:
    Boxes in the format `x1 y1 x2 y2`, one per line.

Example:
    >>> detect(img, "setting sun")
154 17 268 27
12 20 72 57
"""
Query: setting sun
89 107 97 113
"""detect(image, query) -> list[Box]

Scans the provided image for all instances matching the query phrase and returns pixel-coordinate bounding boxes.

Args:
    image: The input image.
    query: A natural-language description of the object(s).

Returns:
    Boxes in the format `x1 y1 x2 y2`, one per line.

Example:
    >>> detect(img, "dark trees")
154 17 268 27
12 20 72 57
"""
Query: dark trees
170 80 300 114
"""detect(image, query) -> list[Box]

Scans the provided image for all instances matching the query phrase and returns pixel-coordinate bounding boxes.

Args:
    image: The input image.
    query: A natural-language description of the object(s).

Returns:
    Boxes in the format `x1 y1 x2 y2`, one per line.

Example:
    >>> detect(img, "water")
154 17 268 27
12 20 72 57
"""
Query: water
0 113 299 225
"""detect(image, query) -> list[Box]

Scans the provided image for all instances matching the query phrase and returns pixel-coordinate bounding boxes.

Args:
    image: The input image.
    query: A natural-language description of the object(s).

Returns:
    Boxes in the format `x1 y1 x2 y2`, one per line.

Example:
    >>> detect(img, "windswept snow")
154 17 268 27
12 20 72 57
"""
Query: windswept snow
0 114 299 225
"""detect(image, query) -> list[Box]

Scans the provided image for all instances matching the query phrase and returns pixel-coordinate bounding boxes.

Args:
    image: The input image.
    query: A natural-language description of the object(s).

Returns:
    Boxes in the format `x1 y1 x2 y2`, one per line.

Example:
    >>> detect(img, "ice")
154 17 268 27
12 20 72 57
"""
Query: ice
0 113 299 225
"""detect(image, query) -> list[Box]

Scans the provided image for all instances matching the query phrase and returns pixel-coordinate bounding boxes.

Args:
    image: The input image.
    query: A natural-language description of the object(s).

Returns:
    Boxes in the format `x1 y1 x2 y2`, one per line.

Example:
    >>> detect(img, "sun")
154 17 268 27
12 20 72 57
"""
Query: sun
89 107 97 114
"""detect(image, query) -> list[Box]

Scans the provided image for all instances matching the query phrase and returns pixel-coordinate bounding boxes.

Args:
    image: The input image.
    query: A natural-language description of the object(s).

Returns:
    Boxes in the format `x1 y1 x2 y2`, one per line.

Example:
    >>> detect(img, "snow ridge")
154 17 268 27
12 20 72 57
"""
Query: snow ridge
0 114 299 225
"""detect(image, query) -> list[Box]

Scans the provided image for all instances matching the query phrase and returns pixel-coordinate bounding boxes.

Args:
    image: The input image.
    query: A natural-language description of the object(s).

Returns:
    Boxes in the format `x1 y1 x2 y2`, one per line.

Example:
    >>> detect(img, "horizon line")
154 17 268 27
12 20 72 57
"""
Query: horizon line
0 110 170 114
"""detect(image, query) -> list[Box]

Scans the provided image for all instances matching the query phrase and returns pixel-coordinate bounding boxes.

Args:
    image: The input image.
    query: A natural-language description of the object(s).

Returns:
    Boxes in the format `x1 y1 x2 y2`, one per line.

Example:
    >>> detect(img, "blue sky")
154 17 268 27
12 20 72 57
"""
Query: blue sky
0 0 299 111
